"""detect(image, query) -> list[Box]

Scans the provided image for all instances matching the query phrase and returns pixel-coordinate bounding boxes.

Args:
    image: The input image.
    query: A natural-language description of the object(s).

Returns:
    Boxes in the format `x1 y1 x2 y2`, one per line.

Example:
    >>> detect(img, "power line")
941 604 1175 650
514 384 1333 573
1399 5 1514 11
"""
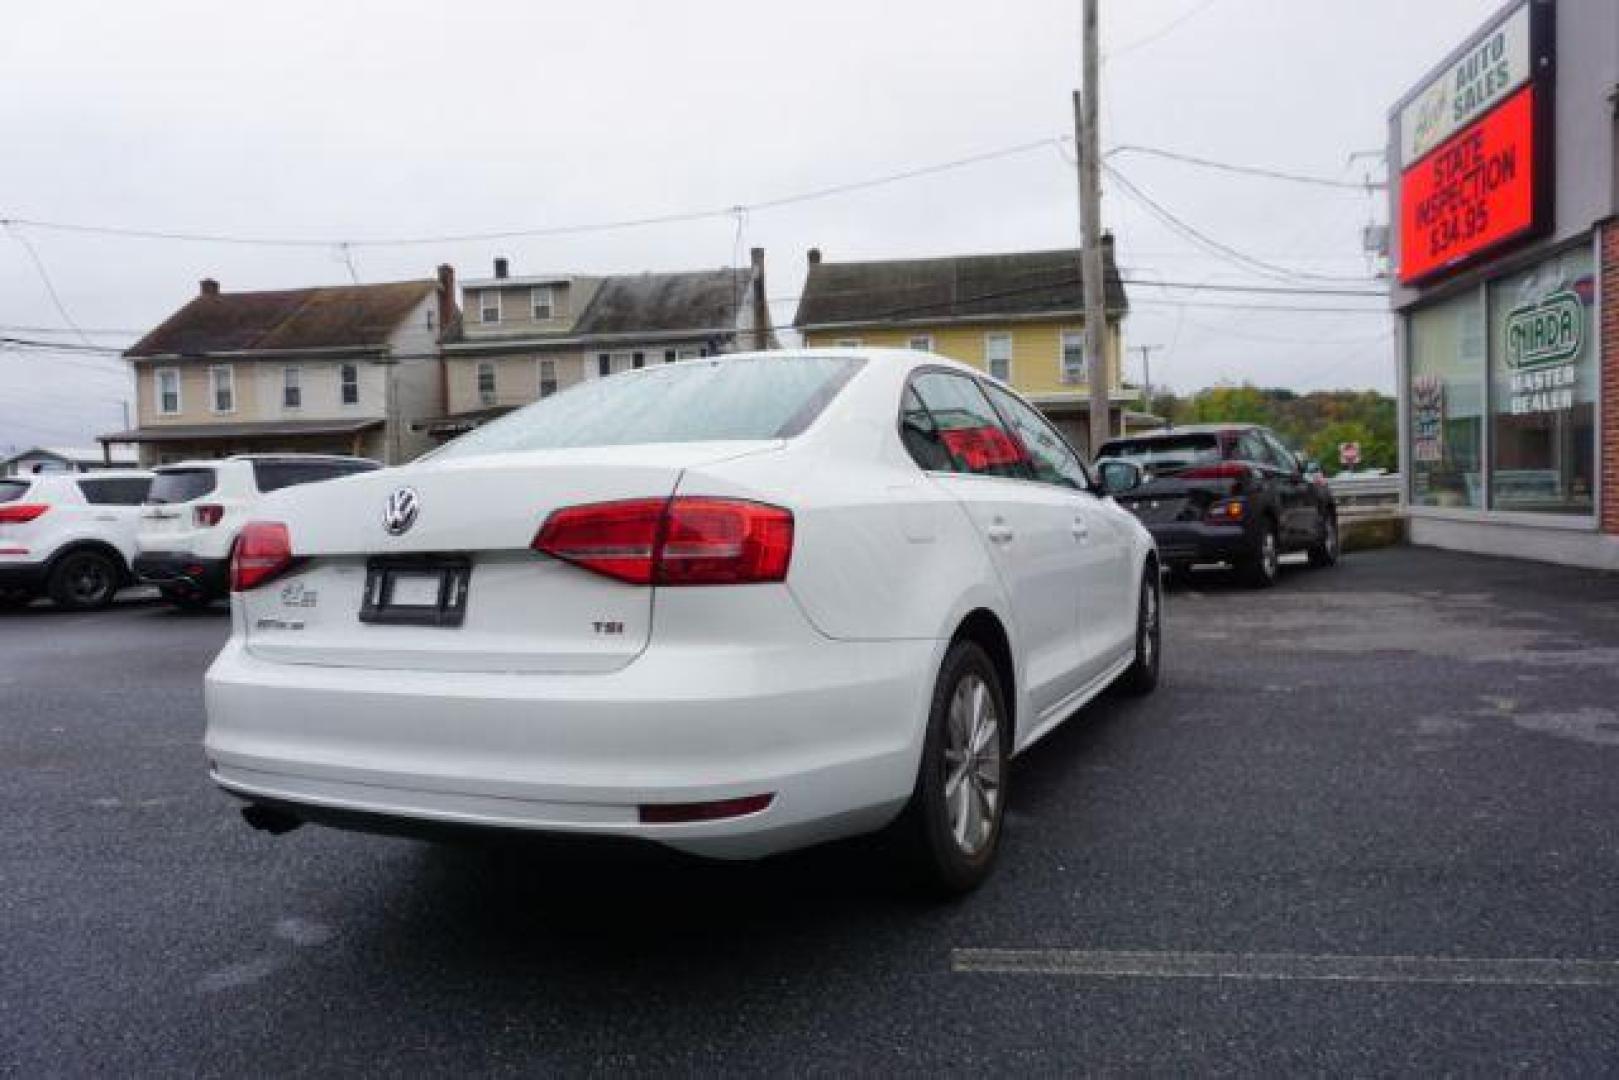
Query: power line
0 138 1063 251
1105 0 1220 60
3 222 94 346
1106 145 1378 191
1104 164 1377 285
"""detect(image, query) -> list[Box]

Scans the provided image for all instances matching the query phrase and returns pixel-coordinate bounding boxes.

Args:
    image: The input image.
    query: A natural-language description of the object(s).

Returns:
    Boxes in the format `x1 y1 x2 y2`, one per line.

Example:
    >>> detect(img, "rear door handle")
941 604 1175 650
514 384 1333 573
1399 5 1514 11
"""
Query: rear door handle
986 524 1015 545
1072 516 1089 541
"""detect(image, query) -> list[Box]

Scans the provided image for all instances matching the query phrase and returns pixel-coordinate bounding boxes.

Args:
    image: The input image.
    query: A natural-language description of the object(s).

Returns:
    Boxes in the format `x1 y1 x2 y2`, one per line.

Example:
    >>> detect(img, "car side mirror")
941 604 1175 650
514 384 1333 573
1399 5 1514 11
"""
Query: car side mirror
1098 460 1143 496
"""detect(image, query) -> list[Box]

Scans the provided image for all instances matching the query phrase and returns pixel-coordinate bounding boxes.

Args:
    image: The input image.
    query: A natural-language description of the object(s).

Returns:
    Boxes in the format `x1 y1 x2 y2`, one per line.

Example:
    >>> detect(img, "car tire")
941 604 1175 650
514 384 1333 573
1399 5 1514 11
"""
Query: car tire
897 639 1010 896
1307 512 1340 569
1239 521 1280 589
47 550 120 611
1119 567 1162 696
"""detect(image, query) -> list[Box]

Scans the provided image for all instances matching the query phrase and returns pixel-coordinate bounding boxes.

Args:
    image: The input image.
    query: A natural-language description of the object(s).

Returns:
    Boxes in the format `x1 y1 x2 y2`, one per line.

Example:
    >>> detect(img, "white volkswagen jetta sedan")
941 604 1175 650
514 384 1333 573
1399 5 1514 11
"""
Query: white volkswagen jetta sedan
206 350 1160 892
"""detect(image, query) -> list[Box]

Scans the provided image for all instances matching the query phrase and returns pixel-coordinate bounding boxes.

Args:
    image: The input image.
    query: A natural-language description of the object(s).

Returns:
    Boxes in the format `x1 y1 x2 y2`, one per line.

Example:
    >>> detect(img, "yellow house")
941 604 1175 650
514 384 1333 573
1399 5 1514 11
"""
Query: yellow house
794 241 1133 454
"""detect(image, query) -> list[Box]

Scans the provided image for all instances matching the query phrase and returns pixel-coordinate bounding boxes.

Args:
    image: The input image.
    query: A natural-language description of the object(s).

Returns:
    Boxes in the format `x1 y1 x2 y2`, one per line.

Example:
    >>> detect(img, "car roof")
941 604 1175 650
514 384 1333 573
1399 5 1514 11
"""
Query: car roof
1104 423 1257 440
11 469 152 482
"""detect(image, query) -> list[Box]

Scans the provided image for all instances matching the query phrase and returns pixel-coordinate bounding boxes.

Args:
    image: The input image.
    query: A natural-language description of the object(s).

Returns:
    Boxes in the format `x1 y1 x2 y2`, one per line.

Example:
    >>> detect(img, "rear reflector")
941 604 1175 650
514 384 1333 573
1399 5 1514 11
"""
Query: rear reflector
638 794 775 824
0 503 49 524
534 497 793 586
231 521 295 592
193 504 225 527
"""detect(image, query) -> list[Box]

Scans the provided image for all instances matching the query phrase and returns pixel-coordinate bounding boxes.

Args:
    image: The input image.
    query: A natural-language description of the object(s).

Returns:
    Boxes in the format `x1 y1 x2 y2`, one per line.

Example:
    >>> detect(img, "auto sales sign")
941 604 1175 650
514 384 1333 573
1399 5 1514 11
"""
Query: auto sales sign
1397 1 1552 284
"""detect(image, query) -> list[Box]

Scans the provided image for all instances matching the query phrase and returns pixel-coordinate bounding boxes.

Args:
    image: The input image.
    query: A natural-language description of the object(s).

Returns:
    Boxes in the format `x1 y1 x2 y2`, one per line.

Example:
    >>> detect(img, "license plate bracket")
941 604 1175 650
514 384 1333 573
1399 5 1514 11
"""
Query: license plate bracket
359 555 472 627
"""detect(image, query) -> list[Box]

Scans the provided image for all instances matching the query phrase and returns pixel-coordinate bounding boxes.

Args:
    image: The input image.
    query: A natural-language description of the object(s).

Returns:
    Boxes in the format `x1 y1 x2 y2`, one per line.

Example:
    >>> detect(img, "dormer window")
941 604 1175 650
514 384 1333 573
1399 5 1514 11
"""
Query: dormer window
480 289 501 324
531 286 554 320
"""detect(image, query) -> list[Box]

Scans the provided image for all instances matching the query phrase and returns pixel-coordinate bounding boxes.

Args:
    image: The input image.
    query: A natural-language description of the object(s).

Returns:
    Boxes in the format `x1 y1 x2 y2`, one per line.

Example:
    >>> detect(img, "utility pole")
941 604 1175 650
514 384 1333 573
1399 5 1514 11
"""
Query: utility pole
1133 344 1162 416
1074 0 1110 455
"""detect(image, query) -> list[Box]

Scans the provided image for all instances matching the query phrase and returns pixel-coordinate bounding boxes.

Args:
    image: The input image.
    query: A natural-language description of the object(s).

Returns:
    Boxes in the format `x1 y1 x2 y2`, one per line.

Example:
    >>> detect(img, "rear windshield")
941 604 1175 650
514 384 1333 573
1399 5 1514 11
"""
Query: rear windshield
1097 434 1222 472
434 355 864 460
252 459 379 493
0 480 29 504
147 468 217 504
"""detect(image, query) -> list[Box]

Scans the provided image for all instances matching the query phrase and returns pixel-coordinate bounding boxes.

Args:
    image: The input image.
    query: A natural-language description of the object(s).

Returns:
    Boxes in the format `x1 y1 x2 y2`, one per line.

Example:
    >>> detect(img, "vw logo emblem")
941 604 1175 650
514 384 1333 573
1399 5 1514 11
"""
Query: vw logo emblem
382 487 420 536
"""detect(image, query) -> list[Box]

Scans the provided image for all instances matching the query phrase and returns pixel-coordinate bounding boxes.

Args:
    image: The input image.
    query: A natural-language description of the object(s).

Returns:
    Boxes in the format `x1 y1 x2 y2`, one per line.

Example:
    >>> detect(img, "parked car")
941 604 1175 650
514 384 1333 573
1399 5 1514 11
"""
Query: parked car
205 350 1160 893
1096 423 1339 587
136 455 381 609
0 470 154 610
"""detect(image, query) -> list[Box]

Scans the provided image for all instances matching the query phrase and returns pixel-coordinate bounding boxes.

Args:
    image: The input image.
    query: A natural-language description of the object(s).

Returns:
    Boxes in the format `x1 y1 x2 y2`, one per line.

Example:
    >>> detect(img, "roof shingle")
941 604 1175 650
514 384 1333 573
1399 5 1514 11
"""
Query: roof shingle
793 247 1127 330
126 280 437 357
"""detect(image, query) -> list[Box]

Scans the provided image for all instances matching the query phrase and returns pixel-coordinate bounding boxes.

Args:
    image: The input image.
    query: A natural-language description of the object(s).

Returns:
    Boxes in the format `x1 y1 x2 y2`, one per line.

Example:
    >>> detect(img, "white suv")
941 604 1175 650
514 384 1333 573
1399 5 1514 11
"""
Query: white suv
136 455 380 609
0 470 155 610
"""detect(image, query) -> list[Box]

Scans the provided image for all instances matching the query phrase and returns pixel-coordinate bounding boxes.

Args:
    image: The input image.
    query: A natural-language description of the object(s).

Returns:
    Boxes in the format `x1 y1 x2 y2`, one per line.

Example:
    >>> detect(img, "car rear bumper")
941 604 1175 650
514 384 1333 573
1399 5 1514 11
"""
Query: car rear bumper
1145 522 1251 565
0 560 47 592
135 551 229 595
204 633 939 859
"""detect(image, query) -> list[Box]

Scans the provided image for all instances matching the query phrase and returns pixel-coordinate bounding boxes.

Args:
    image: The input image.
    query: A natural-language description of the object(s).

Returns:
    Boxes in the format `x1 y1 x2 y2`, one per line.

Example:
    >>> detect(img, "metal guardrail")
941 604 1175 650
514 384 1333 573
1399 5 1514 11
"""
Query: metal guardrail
1329 474 1402 519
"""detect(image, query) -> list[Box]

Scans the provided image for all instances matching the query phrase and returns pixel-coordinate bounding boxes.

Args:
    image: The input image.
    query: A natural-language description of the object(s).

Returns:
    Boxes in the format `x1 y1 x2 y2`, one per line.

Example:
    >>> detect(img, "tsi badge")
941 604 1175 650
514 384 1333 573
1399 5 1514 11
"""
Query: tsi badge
382 487 420 536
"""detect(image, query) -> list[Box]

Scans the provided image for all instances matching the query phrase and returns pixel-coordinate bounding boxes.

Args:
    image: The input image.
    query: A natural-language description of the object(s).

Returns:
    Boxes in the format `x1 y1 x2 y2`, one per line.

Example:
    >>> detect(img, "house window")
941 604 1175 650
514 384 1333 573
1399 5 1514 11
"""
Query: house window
156 368 181 415
282 367 302 409
908 335 933 352
598 353 612 378
340 363 360 405
477 361 497 404
210 366 234 413
632 352 645 369
985 333 1012 383
531 286 554 320
1060 330 1086 384
664 349 677 364
480 289 501 324
539 359 558 398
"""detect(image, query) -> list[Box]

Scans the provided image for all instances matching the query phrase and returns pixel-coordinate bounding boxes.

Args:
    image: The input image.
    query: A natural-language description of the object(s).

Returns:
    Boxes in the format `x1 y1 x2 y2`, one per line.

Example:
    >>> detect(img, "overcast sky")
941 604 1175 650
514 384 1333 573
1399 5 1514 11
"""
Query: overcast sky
0 0 1500 453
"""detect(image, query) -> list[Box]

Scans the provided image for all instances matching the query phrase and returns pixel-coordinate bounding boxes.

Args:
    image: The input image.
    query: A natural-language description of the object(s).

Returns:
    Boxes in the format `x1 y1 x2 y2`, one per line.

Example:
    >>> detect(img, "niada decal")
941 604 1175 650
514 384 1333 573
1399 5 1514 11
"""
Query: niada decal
1506 290 1583 370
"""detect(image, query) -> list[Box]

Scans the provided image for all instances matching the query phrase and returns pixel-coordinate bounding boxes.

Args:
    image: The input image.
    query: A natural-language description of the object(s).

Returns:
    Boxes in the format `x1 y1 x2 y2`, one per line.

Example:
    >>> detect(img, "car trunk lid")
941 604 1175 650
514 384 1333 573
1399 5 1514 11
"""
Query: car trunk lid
238 441 781 673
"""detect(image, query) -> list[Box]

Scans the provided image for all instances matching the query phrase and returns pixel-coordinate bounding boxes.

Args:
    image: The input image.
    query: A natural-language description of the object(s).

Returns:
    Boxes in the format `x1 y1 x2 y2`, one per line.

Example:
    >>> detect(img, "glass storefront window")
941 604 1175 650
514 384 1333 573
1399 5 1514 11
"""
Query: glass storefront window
1408 289 1485 508
1488 247 1597 514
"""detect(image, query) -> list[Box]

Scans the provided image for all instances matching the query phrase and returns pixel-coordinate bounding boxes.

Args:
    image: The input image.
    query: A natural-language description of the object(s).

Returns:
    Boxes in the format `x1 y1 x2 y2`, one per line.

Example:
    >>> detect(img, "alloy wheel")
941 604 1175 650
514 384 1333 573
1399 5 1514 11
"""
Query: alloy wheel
941 672 1002 856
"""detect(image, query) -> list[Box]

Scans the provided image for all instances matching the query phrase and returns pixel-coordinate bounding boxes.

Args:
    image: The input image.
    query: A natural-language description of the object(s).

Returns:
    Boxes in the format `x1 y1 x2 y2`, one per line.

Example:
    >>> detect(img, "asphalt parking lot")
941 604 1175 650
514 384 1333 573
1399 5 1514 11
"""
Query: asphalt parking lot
4 547 1619 1074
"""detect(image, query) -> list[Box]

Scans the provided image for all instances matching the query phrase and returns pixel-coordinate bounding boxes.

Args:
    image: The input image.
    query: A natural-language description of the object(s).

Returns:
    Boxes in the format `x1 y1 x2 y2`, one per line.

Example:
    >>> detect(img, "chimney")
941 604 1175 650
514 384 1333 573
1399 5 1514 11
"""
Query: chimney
493 257 509 279
807 248 822 266
748 248 771 351
435 264 457 342
199 278 220 298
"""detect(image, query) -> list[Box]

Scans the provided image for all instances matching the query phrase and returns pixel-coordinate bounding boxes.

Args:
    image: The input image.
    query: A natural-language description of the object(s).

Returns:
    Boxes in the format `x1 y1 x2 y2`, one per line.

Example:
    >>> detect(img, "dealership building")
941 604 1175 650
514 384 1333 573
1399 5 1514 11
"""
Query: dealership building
1391 0 1619 568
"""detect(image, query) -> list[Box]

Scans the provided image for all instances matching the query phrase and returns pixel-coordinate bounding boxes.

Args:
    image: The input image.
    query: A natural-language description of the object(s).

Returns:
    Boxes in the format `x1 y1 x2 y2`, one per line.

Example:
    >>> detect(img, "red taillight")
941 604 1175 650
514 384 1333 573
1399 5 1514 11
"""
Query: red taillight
231 521 294 592
1205 498 1246 524
193 504 224 527
0 503 49 524
533 497 794 586
639 793 774 824
1180 462 1253 480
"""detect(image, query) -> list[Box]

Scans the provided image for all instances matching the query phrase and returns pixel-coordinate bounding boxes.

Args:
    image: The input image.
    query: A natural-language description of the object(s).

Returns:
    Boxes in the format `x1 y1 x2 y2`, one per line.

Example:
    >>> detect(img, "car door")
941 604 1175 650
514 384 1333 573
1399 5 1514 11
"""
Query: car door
907 371 1090 718
983 383 1135 672
1257 430 1316 547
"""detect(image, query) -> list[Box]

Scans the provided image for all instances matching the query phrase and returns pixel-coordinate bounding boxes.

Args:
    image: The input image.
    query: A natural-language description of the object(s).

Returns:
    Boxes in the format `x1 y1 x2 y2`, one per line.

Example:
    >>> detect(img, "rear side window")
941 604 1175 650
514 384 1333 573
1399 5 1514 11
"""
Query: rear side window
1232 431 1270 466
147 468 217 504
0 480 29 504
906 371 1030 479
77 477 153 505
434 355 863 459
251 459 380 493
983 383 1089 490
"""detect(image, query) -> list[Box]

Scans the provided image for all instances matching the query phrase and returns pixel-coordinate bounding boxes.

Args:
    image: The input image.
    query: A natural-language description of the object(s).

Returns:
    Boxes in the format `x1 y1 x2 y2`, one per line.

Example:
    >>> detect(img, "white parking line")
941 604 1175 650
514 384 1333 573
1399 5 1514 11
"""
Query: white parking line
951 949 1619 987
